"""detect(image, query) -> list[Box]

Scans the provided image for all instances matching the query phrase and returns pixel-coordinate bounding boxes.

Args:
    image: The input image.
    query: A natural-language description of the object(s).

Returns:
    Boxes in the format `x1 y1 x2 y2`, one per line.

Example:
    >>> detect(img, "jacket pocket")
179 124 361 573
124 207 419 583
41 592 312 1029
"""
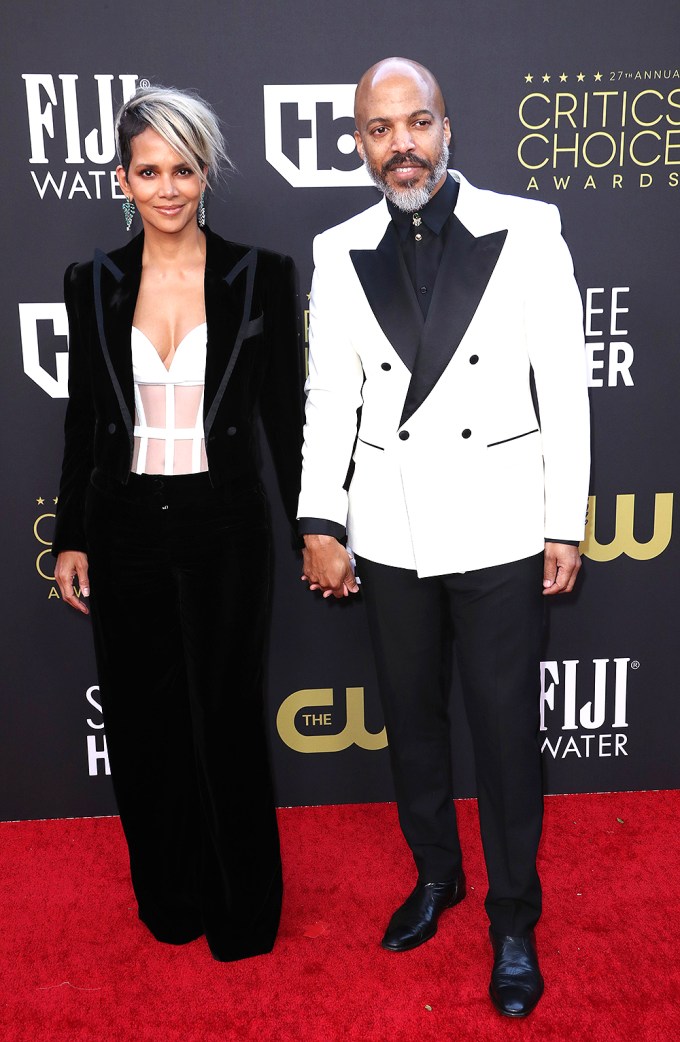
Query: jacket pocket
357 436 385 451
487 428 539 448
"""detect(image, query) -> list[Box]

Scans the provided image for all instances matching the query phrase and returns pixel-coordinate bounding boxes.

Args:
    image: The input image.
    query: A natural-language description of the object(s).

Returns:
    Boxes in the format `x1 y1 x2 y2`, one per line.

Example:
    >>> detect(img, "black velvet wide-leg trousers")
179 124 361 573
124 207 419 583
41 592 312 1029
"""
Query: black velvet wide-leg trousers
355 551 546 937
85 470 282 961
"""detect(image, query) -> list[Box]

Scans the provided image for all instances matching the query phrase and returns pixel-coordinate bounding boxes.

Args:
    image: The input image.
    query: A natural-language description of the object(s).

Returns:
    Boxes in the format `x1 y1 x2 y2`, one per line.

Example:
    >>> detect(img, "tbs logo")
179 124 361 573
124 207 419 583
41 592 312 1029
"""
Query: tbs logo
263 84 371 187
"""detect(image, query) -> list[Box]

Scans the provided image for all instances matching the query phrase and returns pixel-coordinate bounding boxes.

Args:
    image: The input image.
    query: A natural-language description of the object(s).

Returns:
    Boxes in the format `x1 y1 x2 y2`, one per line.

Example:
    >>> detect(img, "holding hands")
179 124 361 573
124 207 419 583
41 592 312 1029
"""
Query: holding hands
301 534 360 599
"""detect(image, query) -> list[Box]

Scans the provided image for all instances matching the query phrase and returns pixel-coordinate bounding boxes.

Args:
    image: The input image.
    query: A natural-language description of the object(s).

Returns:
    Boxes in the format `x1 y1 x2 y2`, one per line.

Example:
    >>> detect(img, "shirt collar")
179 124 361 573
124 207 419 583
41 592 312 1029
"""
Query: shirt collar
386 173 459 241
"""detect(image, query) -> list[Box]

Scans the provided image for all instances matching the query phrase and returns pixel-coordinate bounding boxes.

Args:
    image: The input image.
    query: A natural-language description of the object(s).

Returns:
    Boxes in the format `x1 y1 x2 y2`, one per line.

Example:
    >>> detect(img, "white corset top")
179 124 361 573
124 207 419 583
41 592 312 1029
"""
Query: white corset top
131 323 209 476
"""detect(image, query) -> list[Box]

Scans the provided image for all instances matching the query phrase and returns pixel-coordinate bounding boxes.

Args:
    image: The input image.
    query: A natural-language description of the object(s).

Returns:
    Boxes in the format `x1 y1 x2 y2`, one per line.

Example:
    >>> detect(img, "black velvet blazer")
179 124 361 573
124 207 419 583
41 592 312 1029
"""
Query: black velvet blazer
53 227 305 555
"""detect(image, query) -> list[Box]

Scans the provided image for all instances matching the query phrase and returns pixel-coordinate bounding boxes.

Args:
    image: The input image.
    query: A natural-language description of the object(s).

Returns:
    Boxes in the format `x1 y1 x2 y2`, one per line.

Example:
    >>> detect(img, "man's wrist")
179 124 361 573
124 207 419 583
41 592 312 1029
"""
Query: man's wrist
298 516 346 541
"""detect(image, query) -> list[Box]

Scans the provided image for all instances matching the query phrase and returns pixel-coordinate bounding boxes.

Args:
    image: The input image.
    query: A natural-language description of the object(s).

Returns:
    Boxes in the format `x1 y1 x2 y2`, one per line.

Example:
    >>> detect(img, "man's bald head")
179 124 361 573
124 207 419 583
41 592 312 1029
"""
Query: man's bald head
354 57 446 125
353 57 451 212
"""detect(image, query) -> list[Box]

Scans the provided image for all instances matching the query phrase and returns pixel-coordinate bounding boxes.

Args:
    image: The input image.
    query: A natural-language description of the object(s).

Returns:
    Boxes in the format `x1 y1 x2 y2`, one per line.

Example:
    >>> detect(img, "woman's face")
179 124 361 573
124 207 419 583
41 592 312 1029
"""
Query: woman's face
116 127 206 236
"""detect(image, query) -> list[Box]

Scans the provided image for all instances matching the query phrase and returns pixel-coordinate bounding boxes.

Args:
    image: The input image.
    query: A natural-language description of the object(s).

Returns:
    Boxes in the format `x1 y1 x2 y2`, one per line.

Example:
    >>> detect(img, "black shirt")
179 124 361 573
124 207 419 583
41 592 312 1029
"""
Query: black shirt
386 173 459 320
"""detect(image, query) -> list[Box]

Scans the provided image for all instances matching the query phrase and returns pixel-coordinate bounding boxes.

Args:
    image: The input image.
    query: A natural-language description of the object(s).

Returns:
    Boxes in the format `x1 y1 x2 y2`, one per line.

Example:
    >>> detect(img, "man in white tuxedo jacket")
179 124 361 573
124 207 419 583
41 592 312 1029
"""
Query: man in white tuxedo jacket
298 57 590 1018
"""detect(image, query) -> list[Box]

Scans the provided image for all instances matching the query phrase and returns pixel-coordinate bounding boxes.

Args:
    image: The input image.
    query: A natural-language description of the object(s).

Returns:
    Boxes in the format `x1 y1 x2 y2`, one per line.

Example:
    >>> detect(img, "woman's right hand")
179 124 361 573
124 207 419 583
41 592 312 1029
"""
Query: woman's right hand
55 551 91 614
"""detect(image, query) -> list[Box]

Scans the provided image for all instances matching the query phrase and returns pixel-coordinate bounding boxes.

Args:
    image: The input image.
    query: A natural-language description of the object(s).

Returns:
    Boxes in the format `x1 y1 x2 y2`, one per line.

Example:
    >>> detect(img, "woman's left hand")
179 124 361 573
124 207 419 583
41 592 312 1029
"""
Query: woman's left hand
55 550 91 614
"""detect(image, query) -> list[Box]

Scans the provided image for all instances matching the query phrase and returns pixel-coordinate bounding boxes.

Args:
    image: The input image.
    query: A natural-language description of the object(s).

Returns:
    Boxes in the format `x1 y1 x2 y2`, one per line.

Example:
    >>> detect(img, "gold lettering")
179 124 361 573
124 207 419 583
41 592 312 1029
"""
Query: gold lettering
581 493 673 561
668 88 680 126
665 129 680 164
629 129 662 166
582 131 617 168
630 89 663 127
518 133 549 169
554 93 578 128
276 687 387 753
518 93 550 130
36 546 55 581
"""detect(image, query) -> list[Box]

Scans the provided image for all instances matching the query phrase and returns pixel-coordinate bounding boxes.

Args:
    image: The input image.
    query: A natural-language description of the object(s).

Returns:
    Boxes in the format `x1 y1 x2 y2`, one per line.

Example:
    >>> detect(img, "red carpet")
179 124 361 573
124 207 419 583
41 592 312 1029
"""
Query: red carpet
1 791 678 1042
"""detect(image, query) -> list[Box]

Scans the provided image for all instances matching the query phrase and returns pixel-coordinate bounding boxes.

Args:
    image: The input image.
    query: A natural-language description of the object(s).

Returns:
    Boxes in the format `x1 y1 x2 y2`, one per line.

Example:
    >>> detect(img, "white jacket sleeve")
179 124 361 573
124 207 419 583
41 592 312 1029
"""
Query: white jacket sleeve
297 233 366 526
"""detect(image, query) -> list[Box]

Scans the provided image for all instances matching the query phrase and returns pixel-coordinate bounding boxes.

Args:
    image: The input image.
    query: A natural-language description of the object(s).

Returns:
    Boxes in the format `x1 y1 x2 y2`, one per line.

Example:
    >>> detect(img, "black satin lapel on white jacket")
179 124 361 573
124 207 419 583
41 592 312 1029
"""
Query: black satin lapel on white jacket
350 222 423 372
400 217 508 426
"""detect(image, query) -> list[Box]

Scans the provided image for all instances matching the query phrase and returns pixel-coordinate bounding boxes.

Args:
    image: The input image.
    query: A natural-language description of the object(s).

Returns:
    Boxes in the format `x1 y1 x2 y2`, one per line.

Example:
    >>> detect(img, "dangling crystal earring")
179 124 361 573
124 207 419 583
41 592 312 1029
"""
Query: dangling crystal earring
197 191 206 228
122 196 135 232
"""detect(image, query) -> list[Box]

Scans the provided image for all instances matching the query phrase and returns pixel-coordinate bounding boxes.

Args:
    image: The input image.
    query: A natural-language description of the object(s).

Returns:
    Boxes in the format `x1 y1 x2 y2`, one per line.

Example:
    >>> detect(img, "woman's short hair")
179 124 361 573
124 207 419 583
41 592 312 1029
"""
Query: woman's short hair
115 84 234 185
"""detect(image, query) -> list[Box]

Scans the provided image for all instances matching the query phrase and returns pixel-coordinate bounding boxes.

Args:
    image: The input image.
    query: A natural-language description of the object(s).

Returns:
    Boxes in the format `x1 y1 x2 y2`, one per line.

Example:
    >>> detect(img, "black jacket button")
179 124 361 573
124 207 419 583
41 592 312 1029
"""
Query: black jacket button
469 355 479 364
462 429 471 439
399 430 409 441
227 426 237 436
107 423 116 434
381 362 391 371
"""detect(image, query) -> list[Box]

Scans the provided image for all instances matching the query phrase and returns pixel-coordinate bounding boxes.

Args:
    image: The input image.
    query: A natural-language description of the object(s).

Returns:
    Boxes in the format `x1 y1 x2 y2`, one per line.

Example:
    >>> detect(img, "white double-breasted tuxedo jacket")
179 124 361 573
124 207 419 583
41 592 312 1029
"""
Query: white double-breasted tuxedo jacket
297 171 591 577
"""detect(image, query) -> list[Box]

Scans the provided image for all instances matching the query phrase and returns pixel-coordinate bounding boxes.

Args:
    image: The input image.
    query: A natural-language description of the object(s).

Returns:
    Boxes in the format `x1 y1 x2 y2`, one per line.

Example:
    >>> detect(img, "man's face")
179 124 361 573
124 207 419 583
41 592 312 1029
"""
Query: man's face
354 69 451 211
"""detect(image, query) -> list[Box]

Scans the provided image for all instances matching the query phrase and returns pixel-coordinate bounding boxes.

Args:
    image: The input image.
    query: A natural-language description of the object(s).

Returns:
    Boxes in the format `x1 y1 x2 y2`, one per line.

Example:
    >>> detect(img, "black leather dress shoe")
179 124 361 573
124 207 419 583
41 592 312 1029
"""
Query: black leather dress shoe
381 873 466 951
488 928 544 1017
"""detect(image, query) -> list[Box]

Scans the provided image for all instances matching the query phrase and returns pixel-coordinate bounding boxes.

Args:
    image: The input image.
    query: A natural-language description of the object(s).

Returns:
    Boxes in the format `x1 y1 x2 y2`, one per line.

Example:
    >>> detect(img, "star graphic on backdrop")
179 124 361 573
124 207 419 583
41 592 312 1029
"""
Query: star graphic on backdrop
53 497 58 504
559 73 568 82
594 71 603 81
577 72 585 82
542 73 551 83
525 73 534 83
36 497 44 505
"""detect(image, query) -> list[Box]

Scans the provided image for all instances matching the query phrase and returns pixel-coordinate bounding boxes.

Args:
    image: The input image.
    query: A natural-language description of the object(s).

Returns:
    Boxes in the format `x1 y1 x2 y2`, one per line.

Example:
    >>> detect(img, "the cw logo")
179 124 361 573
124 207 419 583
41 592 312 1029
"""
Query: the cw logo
263 84 371 188
580 493 673 561
276 687 386 753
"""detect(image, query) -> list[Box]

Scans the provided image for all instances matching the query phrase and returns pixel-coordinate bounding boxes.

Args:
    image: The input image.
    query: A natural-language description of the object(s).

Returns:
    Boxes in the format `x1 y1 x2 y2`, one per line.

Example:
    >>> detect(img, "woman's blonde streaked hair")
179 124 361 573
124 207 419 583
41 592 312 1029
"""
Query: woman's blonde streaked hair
115 84 234 186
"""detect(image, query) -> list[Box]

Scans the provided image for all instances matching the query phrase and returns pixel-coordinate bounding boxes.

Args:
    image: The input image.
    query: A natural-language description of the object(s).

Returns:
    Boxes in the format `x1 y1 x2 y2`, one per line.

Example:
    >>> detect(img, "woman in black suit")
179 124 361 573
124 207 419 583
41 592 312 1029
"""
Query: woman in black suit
53 85 304 962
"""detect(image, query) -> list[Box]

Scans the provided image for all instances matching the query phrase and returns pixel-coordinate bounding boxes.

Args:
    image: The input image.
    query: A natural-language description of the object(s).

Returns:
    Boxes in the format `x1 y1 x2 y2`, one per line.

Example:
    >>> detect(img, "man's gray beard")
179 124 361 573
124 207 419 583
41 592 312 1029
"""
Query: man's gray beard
365 140 450 212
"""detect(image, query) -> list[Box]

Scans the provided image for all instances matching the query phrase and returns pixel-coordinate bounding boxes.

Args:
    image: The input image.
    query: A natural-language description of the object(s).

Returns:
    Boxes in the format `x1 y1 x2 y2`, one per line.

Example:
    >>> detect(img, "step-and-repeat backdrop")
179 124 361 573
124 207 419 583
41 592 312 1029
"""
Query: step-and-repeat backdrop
2 0 678 820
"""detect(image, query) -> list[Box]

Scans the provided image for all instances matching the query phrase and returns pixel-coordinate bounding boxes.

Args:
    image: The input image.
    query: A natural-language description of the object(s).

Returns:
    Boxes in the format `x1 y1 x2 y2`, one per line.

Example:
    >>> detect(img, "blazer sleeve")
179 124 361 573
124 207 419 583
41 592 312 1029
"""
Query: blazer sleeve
257 252 306 540
52 262 95 556
296 232 366 527
523 204 591 541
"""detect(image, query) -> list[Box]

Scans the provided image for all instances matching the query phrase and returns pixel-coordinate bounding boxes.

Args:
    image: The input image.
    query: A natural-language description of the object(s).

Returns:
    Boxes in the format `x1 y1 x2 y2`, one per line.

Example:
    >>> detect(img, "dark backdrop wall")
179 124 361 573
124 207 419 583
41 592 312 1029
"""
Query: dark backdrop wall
2 0 678 821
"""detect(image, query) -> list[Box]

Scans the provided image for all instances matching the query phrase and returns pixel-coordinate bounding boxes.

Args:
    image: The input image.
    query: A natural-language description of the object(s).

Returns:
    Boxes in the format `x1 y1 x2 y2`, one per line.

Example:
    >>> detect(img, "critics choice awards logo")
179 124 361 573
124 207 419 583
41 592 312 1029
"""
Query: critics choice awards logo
517 66 680 191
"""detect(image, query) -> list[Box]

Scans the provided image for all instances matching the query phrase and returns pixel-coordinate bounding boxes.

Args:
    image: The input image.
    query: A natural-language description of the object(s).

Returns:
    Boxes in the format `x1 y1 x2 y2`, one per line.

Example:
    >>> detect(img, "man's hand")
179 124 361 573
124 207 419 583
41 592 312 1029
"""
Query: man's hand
542 542 582 596
55 550 91 614
301 534 360 599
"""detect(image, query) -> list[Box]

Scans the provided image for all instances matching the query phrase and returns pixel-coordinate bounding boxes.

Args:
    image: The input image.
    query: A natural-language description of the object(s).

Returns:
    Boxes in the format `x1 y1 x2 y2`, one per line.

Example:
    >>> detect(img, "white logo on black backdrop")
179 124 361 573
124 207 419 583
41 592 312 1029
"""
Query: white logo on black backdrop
19 302 68 397
540 657 636 760
23 73 140 199
263 84 370 187
584 285 634 388
86 686 110 776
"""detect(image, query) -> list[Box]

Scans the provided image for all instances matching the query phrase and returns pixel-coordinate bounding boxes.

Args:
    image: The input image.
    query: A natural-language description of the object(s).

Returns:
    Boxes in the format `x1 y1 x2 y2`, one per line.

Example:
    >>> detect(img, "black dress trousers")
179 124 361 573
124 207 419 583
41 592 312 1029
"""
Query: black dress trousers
85 469 282 961
355 551 546 937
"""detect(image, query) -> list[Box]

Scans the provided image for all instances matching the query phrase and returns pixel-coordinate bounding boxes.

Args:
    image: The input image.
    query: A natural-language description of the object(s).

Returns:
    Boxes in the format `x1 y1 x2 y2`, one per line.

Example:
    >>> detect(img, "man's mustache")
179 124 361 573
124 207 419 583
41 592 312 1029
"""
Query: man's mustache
382 154 433 174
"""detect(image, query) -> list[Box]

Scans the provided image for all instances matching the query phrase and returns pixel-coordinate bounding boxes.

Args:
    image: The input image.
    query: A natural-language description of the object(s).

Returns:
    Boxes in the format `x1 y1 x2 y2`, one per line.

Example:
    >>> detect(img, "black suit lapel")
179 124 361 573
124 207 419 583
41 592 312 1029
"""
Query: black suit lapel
350 222 423 372
400 217 508 425
93 234 143 442
204 237 265 440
